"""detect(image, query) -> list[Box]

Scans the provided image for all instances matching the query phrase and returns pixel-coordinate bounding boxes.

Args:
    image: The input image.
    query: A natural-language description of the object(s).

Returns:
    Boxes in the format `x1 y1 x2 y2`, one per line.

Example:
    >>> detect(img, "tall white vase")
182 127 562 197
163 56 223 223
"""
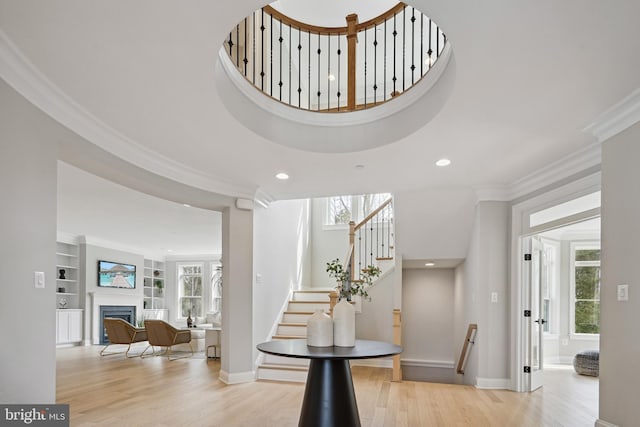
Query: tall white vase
333 299 355 347
307 310 333 347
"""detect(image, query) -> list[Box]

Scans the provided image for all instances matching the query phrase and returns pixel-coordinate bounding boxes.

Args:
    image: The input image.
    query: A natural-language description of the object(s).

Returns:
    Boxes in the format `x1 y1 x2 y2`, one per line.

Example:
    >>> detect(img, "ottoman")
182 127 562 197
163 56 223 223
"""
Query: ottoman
573 350 599 376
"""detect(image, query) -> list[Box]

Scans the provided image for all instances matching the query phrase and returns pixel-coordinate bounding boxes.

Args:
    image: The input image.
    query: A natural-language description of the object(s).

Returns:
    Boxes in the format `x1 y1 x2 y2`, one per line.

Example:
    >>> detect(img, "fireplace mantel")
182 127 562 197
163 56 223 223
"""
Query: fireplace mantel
90 292 143 344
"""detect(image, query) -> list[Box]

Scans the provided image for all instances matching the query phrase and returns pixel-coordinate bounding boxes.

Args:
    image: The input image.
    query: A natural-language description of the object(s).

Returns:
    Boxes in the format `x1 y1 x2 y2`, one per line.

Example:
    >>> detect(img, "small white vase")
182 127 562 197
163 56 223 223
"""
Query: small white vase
307 310 333 347
333 299 355 347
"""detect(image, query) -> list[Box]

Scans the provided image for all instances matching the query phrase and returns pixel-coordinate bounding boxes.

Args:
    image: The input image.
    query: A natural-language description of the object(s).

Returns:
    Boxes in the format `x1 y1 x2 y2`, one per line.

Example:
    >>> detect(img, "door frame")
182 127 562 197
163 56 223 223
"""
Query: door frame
510 172 601 392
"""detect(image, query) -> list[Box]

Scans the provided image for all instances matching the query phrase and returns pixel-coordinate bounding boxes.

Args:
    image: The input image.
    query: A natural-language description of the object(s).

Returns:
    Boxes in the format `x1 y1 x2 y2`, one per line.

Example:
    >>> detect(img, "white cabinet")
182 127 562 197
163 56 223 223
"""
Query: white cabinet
56 240 80 309
144 259 165 310
56 309 83 344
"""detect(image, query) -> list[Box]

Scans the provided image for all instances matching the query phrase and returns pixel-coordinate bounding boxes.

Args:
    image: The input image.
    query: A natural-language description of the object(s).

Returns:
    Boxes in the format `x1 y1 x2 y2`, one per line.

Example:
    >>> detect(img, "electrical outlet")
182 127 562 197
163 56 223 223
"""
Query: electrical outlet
491 292 498 303
617 284 629 301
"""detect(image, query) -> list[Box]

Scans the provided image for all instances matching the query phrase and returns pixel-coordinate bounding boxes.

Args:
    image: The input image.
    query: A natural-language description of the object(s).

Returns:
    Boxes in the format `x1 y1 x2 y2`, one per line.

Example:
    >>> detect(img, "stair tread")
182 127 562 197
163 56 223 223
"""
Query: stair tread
283 311 315 315
294 289 334 293
278 322 307 327
289 300 330 303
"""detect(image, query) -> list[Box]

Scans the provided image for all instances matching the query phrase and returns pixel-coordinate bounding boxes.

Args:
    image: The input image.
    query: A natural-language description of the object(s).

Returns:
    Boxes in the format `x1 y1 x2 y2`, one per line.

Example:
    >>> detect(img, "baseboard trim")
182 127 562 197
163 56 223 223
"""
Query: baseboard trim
219 369 255 385
351 358 393 369
400 358 455 369
595 420 618 427
475 377 510 389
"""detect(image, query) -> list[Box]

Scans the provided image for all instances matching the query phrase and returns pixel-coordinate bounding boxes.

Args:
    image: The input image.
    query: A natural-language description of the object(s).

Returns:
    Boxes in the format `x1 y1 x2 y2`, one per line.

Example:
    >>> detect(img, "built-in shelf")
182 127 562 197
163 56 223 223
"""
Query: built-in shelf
56 240 80 309
144 259 165 310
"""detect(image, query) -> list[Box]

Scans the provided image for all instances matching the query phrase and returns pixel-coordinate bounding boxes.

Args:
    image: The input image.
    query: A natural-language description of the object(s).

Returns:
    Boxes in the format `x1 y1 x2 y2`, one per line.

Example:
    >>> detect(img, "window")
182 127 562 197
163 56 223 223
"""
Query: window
571 244 601 335
541 242 557 334
210 262 222 323
178 263 203 319
325 193 392 226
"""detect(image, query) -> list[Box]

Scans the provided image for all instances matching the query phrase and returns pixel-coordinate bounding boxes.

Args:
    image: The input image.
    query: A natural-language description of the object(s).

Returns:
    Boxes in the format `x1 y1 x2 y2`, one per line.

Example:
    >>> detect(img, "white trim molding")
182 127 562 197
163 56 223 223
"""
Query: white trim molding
351 358 394 369
584 87 640 143
400 359 455 369
475 377 510 390
595 420 619 427
218 369 256 385
0 29 256 200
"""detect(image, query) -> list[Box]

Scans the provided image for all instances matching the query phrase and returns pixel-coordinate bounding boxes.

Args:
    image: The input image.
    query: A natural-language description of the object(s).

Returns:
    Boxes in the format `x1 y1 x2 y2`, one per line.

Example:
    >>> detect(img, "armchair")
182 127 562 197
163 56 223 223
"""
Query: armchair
142 319 194 360
101 317 148 358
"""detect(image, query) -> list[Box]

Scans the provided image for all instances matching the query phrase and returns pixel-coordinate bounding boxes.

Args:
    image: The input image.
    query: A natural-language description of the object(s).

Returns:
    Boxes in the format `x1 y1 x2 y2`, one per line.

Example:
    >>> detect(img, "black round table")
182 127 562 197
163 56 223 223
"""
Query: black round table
257 339 402 427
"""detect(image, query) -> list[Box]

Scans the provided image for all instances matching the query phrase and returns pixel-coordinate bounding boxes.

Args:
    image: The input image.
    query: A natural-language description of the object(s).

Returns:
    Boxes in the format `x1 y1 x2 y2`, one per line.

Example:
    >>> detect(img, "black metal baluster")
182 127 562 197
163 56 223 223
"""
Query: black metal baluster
236 24 240 68
376 211 380 259
243 18 248 76
428 18 432 69
369 222 374 267
278 20 283 101
298 29 302 108
373 25 378 104
410 8 415 84
228 32 233 57
260 10 265 91
317 33 321 110
393 14 397 95
337 35 341 111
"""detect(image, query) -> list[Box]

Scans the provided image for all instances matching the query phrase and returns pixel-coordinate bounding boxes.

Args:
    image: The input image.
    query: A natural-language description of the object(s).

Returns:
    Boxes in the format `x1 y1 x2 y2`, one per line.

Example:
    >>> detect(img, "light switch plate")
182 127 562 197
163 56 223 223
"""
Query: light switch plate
617 284 629 301
34 271 45 288
491 292 498 303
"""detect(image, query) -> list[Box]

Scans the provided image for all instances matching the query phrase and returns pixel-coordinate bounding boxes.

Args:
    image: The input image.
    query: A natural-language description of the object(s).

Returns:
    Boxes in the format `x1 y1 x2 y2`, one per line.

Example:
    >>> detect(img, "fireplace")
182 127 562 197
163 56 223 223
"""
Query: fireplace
99 305 136 344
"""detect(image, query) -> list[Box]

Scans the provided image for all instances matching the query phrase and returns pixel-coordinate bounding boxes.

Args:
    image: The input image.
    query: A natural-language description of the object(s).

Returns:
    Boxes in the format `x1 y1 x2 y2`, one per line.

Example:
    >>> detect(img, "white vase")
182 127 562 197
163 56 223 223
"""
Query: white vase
307 310 333 347
333 299 355 347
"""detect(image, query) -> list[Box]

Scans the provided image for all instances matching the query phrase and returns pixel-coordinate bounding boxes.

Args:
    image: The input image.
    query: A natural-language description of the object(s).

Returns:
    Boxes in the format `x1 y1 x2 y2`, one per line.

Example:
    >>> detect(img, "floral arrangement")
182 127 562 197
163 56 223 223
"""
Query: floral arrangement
326 258 381 301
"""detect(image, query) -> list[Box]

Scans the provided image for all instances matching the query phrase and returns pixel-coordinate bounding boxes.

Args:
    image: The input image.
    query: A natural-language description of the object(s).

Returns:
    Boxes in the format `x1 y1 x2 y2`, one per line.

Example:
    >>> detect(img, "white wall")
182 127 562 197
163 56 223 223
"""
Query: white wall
355 271 394 343
309 198 349 288
394 188 476 260
461 201 510 387
599 122 640 427
401 268 456 383
253 199 311 357
0 81 58 403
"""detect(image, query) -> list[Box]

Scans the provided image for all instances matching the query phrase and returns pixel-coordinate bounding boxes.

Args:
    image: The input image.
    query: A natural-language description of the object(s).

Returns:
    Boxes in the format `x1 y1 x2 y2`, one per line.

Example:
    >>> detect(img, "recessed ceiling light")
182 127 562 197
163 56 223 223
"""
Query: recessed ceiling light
425 262 435 267
435 158 451 167
167 249 174 253
183 203 191 208
275 172 289 180
355 164 365 169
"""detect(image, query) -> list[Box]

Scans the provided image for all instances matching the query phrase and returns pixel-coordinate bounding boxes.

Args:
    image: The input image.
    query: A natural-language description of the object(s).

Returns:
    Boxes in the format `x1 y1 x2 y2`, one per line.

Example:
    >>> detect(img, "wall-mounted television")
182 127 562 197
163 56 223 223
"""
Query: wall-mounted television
98 260 136 289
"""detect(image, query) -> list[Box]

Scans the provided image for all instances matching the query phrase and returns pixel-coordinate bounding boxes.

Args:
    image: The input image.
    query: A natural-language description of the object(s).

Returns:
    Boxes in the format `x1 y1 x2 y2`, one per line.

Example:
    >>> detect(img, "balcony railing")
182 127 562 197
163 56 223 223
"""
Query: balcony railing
225 2 446 112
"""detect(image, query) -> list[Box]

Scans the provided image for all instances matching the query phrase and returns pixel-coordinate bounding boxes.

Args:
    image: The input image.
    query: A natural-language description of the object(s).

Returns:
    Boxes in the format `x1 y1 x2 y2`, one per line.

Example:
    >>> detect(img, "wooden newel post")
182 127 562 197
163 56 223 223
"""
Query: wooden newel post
392 309 402 381
346 13 359 111
329 291 339 317
349 220 356 280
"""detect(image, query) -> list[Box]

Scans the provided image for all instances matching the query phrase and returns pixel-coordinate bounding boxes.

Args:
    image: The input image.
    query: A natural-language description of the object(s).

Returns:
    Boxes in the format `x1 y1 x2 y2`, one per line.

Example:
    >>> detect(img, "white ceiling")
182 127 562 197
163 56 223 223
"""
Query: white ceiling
57 162 221 259
0 0 637 254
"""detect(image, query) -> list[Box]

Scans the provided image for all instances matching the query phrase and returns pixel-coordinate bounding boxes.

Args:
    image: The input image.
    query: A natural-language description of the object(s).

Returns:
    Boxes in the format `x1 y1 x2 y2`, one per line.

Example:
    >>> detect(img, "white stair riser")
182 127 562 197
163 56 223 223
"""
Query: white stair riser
292 291 332 302
288 302 330 311
258 367 308 383
282 313 314 323
277 325 307 336
263 354 310 366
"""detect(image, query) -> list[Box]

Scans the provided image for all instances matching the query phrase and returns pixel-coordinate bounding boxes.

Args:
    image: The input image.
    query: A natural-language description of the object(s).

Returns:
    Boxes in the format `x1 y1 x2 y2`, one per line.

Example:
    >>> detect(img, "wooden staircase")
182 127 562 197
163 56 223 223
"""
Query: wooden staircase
257 289 334 382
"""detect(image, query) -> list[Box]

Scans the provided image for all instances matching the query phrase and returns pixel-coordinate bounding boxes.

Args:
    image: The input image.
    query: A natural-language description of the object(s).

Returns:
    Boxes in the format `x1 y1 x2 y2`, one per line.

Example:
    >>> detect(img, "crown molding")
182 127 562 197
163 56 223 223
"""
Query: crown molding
507 142 601 201
584 88 640 142
0 29 255 200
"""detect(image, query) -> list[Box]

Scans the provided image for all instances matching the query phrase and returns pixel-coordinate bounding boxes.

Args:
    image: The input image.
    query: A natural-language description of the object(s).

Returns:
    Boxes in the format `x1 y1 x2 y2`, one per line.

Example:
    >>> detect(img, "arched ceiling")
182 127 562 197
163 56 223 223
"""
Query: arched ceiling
1 0 640 203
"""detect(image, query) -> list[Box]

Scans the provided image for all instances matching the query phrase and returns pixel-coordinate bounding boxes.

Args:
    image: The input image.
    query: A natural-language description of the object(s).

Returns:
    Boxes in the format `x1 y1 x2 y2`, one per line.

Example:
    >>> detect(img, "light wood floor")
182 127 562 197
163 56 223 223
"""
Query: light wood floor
56 346 598 427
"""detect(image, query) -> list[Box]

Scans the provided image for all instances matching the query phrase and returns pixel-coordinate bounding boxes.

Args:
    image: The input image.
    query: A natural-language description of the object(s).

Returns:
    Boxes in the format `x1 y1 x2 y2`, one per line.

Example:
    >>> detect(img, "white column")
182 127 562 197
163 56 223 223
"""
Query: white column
219 205 255 384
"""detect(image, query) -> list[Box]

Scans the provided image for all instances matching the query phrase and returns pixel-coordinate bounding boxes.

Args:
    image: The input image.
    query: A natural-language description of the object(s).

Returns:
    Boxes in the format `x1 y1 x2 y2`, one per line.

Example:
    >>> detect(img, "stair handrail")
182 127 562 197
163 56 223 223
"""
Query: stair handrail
349 197 394 281
456 324 478 374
